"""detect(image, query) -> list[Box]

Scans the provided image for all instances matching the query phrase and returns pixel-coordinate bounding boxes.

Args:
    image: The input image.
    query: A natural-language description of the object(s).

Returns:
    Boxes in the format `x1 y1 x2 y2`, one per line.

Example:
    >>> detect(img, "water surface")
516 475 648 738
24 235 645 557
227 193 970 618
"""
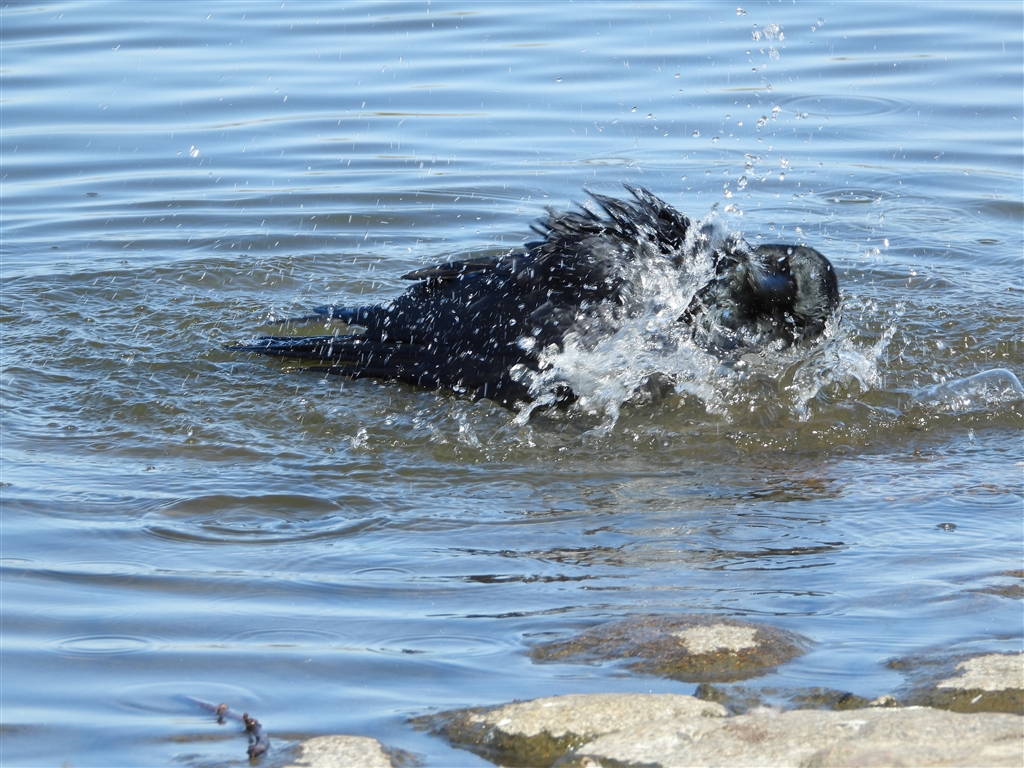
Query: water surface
2 2 1022 766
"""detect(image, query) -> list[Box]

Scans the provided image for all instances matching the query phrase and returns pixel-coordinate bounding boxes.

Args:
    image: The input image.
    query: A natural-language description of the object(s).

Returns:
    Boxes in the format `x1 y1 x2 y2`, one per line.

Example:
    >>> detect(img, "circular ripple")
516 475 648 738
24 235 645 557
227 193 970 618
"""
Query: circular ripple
780 94 903 118
227 627 349 647
114 681 257 715
373 633 513 658
871 202 972 229
350 566 414 578
143 513 382 545
51 634 158 656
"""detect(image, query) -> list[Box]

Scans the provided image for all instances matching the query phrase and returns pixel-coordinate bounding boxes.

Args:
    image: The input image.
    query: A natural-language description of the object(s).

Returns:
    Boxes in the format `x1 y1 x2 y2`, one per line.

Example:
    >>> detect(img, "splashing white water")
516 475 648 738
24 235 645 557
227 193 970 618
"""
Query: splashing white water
913 369 1024 413
512 215 890 433
785 319 895 419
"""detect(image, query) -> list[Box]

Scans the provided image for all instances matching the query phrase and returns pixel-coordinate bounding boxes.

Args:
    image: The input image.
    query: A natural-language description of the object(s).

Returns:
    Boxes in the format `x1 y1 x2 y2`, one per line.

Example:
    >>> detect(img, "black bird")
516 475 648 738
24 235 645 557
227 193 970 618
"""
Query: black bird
231 187 839 405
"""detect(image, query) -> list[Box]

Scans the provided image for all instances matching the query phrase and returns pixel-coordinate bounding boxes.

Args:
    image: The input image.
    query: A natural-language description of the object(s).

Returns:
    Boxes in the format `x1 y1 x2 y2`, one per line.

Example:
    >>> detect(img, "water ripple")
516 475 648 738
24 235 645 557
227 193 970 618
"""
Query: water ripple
781 94 905 118
371 632 514 658
49 634 160 657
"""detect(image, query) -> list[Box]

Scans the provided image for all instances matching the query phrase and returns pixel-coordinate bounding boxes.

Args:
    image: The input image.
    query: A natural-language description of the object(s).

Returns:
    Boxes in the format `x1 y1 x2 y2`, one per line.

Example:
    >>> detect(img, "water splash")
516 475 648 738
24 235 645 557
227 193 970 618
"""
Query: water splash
913 369 1024 414
512 216 888 434
785 320 896 420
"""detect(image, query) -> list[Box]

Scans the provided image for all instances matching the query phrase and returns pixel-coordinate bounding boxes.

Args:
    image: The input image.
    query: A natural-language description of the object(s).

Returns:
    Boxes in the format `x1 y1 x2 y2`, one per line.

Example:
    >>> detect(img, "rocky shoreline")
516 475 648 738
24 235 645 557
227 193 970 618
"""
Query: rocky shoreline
283 692 1022 768
274 615 1022 768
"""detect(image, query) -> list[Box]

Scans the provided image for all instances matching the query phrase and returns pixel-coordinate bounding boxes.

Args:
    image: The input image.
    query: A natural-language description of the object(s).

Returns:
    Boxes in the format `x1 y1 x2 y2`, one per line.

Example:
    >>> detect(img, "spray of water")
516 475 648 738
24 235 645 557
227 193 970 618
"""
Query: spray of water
913 369 1024 414
512 215 892 433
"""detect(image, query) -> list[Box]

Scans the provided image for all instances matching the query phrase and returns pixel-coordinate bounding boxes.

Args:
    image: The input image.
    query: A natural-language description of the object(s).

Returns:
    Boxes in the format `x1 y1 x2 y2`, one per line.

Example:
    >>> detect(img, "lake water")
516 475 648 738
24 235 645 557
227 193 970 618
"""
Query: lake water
2 2 1022 765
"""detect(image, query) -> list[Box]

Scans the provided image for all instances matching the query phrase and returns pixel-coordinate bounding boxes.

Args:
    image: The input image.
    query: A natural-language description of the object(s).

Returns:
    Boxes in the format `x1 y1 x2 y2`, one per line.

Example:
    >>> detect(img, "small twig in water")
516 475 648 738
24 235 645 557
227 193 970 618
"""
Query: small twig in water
189 698 270 759
243 712 269 758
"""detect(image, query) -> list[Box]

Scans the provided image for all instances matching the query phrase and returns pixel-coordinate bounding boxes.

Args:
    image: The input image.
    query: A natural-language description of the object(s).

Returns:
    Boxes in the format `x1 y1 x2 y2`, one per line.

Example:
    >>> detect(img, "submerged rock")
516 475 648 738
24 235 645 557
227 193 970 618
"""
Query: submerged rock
530 614 808 682
693 682 769 714
413 692 726 768
696 683 890 715
969 568 1024 599
789 689 873 711
282 735 397 768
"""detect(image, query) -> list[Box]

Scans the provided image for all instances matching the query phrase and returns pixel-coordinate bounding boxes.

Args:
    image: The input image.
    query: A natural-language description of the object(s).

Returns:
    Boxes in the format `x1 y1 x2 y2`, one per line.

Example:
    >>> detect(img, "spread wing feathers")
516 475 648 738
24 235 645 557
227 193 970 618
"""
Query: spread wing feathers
523 185 691 292
229 188 843 403
532 186 690 254
387 186 693 297
230 188 723 400
301 186 693 326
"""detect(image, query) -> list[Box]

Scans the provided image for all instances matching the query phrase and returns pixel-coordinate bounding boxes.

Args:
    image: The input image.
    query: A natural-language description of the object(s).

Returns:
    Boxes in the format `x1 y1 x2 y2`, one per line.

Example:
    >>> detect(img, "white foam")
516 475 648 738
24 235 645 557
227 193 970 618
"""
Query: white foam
513 216 891 433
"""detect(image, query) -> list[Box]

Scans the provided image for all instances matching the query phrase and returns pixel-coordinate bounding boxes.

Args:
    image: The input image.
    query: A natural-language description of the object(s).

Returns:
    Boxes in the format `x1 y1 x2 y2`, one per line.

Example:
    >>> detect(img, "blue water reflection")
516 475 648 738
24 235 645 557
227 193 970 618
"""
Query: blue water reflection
1 2 1021 766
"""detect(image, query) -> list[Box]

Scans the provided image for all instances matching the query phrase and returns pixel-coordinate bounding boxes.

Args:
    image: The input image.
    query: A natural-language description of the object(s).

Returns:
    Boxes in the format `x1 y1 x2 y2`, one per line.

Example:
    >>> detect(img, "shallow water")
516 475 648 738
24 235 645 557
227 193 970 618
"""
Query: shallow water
2 2 1022 766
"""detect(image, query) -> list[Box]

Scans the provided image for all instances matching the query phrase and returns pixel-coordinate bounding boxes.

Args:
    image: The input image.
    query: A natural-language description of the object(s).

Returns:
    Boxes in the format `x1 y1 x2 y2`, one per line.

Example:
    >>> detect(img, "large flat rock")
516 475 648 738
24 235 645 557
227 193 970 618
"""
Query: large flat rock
416 693 727 767
420 692 1023 768
572 706 1024 767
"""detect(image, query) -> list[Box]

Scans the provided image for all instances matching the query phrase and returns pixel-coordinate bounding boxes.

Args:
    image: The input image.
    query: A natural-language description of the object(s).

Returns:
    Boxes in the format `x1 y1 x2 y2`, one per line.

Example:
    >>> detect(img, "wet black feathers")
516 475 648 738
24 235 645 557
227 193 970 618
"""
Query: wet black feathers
230 187 839 404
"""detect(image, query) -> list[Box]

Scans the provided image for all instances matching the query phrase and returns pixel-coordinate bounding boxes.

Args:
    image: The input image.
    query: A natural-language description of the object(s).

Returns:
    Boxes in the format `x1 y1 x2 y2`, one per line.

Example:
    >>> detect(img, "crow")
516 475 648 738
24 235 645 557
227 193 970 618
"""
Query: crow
230 186 839 406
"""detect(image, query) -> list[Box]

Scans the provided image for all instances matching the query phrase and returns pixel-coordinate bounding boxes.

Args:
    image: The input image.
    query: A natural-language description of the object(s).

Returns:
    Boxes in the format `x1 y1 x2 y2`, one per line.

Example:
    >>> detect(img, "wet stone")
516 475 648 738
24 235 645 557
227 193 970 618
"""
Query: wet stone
571 706 1024 768
898 652 1024 715
282 735 397 768
789 688 873 711
530 614 809 683
413 692 727 768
